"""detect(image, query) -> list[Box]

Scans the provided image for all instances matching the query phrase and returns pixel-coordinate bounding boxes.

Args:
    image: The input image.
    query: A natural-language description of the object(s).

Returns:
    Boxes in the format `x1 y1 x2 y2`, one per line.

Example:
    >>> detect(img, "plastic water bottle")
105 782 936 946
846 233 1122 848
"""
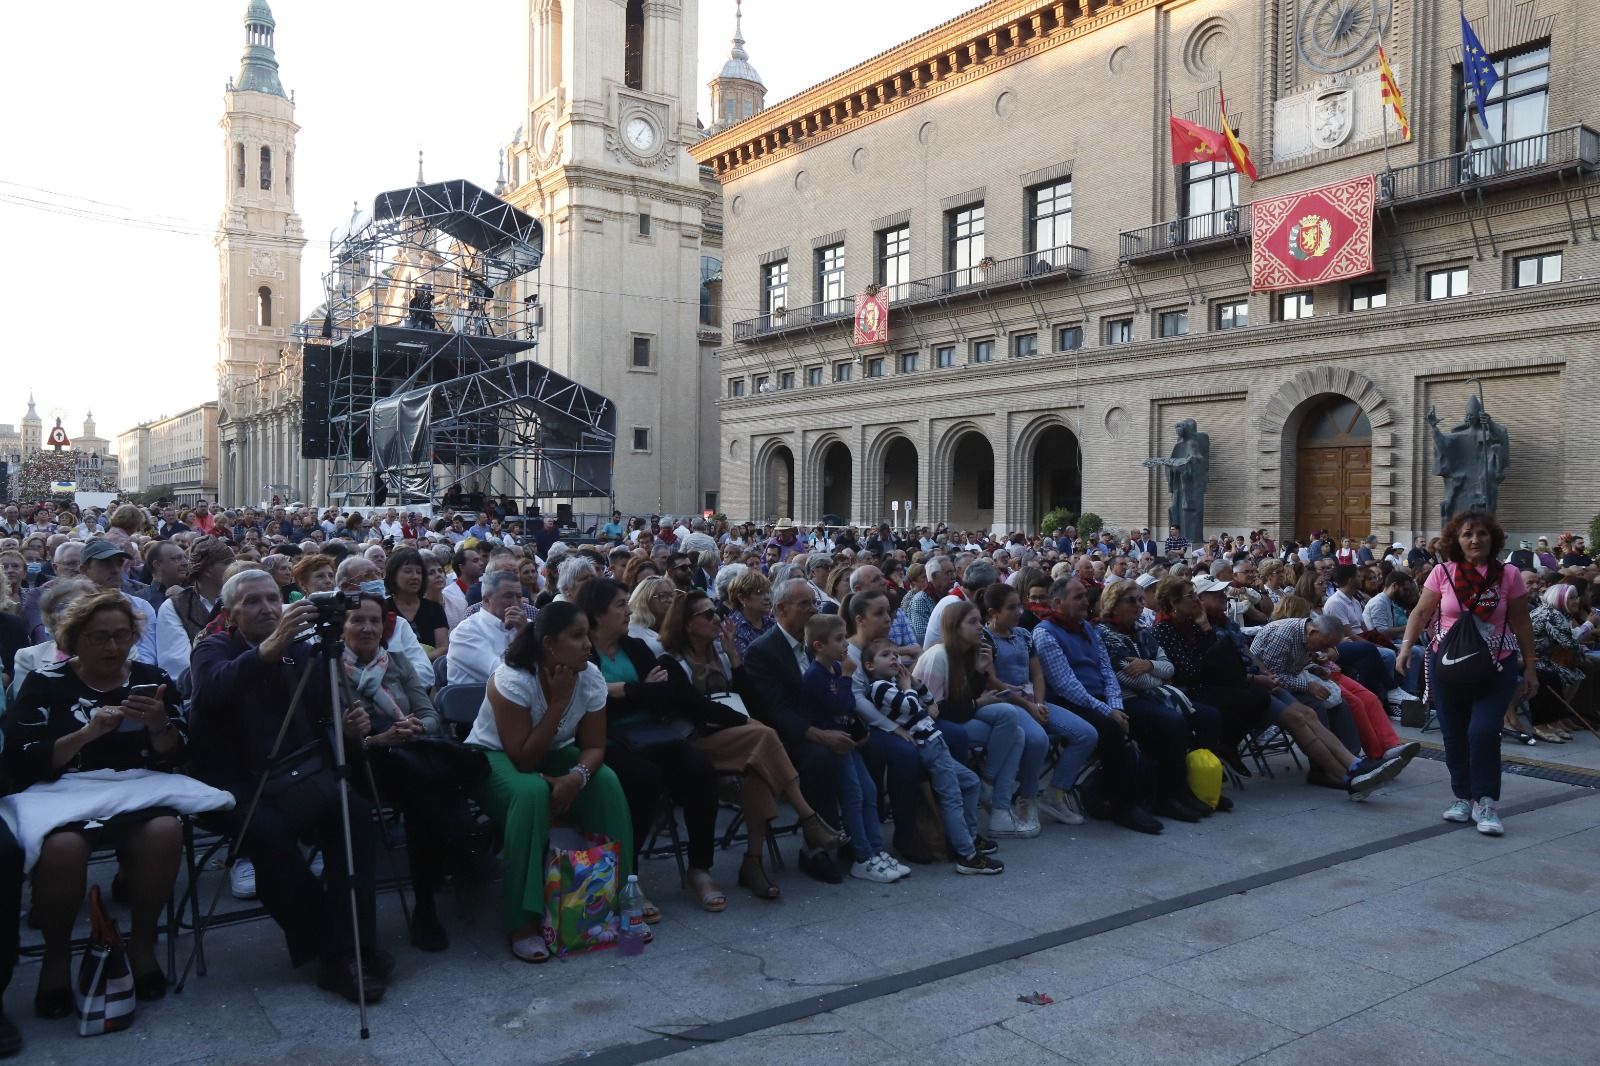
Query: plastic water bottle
618 874 646 956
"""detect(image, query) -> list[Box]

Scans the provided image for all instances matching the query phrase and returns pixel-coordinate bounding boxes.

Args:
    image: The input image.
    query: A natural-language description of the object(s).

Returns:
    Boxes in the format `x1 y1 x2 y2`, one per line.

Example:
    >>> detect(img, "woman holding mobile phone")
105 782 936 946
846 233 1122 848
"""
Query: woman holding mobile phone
4 592 185 1017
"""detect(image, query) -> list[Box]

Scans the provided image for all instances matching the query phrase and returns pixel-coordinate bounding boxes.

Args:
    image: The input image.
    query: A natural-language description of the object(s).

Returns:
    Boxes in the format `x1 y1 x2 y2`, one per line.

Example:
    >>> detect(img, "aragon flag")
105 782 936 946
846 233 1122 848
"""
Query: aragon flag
1250 175 1377 292
1169 116 1228 166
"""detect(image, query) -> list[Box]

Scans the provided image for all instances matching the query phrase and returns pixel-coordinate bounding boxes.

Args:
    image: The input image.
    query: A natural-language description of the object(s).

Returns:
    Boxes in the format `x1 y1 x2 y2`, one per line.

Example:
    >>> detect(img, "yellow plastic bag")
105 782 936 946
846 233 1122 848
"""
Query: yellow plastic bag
1186 749 1223 810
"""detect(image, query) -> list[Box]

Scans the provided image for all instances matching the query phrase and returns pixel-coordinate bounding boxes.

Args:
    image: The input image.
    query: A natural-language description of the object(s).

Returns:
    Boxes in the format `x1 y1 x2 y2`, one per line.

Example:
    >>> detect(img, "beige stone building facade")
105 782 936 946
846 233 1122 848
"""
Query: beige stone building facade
117 403 220 505
693 0 1599 544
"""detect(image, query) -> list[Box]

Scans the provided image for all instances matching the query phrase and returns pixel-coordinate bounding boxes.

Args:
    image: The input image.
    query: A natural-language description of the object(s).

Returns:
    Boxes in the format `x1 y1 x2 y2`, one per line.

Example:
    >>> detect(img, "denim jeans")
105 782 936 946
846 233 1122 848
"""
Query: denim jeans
1011 702 1099 797
836 748 885 862
960 703 1031 807
1429 651 1521 802
920 735 980 857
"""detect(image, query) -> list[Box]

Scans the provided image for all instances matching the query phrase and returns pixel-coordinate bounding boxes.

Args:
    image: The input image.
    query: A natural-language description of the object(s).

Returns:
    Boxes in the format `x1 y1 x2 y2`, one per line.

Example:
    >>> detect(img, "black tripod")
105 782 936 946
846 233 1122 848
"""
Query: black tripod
177 611 375 1038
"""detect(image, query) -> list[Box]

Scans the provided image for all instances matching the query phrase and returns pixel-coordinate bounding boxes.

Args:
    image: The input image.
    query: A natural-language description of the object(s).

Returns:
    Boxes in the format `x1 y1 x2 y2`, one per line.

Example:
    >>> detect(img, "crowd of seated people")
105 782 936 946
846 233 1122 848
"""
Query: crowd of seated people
0 496 1596 1055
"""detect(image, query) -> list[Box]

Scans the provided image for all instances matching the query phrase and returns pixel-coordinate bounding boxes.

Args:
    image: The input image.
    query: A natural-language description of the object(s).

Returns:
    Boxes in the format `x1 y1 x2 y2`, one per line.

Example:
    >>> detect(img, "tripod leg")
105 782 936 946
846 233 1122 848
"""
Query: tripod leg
328 657 371 1039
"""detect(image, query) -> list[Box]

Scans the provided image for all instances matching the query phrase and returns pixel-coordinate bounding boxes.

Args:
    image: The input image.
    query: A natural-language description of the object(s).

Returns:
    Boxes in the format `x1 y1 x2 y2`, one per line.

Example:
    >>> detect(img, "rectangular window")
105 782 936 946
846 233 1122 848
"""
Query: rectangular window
1215 298 1249 330
259 146 272 191
1027 179 1073 254
970 339 994 364
1514 251 1562 287
631 336 653 368
805 365 823 387
1104 317 1133 345
1278 292 1314 320
946 203 985 287
898 350 919 373
1348 280 1388 311
727 378 745 398
761 259 789 325
631 427 651 452
638 213 652 236
1012 333 1038 358
877 225 911 301
815 242 846 314
1426 266 1469 300
704 491 719 514
1055 324 1084 351
1458 42 1550 150
833 362 852 383
779 370 795 390
754 374 770 393
1181 160 1239 240
865 356 885 378
1157 309 1189 338
935 344 956 368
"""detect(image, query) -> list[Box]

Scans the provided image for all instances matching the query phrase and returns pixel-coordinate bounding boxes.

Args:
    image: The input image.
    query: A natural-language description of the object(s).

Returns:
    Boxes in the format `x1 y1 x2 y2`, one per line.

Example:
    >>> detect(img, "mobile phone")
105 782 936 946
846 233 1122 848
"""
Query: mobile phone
129 684 160 698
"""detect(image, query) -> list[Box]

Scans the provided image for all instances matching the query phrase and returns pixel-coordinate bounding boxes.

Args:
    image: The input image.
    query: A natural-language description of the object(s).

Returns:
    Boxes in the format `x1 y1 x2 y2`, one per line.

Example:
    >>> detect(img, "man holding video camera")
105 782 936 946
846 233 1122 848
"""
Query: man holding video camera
188 570 388 1003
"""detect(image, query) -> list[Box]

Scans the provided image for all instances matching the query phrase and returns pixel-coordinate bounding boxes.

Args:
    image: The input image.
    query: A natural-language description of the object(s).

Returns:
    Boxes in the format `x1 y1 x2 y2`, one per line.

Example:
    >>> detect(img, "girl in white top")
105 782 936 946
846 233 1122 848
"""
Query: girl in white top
465 601 635 963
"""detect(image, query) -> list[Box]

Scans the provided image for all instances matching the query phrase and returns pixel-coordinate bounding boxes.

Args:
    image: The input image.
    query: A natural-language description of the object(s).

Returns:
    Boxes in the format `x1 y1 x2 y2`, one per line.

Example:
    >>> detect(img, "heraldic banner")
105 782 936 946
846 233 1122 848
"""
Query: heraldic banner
853 290 889 348
1250 174 1377 292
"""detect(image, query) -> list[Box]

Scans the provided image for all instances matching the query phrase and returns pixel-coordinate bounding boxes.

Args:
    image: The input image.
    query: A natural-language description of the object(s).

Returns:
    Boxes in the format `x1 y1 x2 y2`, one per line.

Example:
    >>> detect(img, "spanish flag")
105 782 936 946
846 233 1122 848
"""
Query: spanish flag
1378 43 1410 141
1218 88 1259 181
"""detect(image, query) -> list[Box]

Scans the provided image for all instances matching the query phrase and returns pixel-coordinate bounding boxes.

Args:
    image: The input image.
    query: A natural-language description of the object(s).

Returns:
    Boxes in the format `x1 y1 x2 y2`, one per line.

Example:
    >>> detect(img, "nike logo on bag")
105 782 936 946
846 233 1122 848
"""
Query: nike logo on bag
1440 651 1478 666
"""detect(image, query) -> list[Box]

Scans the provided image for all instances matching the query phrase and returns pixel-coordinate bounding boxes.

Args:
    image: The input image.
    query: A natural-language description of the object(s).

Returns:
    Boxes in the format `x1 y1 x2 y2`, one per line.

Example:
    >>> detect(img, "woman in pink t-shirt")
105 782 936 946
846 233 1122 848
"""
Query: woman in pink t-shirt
1398 511 1537 837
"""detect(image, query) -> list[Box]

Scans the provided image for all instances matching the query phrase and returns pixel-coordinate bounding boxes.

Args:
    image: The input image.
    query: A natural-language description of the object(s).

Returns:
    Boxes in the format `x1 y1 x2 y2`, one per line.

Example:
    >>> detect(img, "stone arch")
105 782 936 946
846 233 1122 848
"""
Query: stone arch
752 437 795 523
806 433 853 525
1011 414 1083 533
934 422 996 530
865 428 920 530
1257 367 1395 544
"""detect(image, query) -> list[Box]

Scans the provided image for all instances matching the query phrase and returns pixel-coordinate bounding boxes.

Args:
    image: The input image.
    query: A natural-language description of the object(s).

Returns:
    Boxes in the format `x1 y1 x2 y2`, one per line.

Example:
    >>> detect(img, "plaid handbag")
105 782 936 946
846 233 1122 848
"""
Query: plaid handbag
75 885 135 1036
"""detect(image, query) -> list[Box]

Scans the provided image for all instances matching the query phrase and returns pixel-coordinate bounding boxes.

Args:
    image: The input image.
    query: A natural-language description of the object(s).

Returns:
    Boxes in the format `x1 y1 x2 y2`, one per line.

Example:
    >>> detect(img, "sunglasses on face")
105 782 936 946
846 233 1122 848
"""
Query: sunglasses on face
690 608 718 620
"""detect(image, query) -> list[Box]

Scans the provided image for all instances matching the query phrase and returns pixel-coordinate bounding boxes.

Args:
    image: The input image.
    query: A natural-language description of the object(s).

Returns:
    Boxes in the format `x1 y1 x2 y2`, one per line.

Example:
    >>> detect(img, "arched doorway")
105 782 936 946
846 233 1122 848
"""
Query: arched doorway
1031 426 1081 528
820 441 852 524
1294 396 1371 540
948 432 995 530
763 444 794 521
882 437 919 529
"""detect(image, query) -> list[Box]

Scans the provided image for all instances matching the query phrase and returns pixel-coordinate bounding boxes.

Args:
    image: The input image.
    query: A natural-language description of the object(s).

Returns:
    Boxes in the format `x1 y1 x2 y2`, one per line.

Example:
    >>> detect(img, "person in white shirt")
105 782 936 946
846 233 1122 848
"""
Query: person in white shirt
1321 564 1368 637
378 509 403 541
442 545 485 629
923 559 998 648
446 571 529 686
78 540 159 666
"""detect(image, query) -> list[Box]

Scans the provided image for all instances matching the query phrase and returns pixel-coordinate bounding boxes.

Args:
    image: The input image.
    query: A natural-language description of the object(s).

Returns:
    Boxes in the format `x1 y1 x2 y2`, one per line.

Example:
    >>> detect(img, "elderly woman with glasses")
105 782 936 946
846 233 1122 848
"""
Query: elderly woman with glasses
5 592 187 1015
626 575 674 657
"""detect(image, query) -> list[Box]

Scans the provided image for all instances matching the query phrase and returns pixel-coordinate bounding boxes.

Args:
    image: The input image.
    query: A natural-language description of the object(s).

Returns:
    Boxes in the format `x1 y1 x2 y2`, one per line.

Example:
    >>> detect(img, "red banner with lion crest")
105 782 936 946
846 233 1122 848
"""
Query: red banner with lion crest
1250 175 1376 292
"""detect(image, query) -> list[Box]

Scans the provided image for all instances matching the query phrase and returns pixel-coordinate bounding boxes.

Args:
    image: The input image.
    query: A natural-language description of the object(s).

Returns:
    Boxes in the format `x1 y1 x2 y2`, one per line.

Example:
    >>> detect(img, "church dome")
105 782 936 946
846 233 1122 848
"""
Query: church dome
716 1 763 86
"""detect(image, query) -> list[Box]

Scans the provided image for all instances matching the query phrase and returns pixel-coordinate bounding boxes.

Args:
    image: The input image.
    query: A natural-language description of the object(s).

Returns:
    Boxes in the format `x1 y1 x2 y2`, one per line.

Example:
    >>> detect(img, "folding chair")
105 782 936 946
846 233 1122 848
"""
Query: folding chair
434 683 487 740
1240 726 1302 778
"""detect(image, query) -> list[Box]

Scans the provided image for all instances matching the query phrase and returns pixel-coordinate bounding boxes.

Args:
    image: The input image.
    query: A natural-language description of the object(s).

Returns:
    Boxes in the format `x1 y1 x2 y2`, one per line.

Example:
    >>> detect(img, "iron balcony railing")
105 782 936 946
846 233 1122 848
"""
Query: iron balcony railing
1119 202 1253 263
1377 123 1599 205
732 244 1086 342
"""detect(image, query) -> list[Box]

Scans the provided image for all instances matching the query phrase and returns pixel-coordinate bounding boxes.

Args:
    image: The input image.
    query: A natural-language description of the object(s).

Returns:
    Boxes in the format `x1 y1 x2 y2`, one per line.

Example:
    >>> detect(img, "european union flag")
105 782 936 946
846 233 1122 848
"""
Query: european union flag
1461 11 1500 133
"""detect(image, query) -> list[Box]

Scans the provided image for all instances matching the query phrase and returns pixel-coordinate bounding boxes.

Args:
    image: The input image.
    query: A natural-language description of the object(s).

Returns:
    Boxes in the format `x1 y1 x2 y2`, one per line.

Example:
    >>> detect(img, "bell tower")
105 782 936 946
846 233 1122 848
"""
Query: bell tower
216 0 305 505
504 0 717 515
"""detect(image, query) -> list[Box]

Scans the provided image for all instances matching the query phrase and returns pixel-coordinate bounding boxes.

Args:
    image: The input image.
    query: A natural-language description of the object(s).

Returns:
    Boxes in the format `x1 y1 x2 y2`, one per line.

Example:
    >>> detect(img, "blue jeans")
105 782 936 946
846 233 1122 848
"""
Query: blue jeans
1429 651 1521 802
1012 702 1099 797
960 703 1031 807
836 748 884 862
920 735 980 857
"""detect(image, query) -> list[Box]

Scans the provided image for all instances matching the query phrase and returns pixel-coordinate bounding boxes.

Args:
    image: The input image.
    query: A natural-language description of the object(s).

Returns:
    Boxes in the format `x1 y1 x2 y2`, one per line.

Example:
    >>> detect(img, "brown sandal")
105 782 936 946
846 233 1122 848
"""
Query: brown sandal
684 868 727 913
737 855 781 900
799 812 849 851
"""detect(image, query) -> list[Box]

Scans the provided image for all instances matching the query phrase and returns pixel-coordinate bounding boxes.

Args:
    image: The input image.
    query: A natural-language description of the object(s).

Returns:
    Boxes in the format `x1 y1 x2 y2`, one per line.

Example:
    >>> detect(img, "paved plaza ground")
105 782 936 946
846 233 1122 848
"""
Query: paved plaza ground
12 724 1600 1066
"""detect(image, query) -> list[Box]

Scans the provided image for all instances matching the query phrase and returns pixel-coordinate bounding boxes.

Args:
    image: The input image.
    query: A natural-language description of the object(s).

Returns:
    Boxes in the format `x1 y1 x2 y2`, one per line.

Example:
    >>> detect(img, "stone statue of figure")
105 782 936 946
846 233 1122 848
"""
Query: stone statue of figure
1428 389 1509 524
1143 418 1210 544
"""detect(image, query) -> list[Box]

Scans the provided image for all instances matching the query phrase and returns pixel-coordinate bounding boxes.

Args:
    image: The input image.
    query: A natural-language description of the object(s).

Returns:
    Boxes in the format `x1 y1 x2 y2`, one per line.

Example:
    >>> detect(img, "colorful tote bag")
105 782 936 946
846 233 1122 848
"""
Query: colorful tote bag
542 828 621 958
75 885 135 1036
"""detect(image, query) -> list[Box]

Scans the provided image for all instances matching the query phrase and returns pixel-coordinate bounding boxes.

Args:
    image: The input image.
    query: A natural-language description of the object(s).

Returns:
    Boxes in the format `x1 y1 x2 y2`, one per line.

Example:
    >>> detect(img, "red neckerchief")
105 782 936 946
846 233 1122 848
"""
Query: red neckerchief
1041 609 1089 637
950 586 966 600
1450 562 1501 621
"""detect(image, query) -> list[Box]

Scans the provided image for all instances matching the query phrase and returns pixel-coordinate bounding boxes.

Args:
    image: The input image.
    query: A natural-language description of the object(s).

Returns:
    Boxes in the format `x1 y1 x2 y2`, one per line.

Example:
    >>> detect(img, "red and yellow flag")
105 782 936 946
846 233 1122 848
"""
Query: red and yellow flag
1218 88 1258 181
1169 115 1228 166
1378 43 1410 141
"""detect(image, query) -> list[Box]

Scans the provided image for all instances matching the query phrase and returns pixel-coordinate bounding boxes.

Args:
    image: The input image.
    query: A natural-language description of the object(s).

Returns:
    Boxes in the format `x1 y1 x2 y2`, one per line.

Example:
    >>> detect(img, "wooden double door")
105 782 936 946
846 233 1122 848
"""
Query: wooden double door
1294 398 1372 541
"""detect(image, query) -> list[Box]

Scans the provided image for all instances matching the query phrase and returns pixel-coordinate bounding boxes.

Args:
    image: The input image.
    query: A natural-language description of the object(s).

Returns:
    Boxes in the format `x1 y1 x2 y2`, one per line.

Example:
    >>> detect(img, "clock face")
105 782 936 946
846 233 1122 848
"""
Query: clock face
1297 0 1387 75
625 116 658 153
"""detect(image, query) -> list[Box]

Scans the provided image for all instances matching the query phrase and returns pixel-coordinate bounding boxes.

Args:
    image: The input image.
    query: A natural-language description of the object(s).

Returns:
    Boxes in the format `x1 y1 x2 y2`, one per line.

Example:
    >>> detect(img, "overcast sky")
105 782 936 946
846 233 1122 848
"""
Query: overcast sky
0 0 977 451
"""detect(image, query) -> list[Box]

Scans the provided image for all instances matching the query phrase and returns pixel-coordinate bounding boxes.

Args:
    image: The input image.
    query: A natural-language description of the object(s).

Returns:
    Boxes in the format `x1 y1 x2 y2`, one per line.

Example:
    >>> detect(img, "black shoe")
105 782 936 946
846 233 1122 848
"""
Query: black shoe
361 946 396 982
797 847 844 885
410 906 449 952
317 953 386 1004
1383 741 1422 770
973 835 999 856
891 835 936 865
1175 791 1215 818
32 987 72 1020
134 968 169 1002
1113 807 1164 835
1345 756 1404 801
0 1011 20 1058
954 852 1005 875
1214 794 1235 813
1154 799 1203 824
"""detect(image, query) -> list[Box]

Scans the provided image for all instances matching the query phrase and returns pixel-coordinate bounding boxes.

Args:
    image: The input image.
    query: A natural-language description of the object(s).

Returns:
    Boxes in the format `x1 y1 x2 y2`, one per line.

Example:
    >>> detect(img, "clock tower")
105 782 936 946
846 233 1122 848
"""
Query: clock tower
505 0 720 516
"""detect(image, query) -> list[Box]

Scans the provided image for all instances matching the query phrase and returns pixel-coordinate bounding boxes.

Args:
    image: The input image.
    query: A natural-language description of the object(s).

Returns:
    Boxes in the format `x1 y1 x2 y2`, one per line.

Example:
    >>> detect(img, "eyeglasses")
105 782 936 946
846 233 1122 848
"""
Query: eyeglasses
690 608 718 620
81 630 135 648
651 591 674 601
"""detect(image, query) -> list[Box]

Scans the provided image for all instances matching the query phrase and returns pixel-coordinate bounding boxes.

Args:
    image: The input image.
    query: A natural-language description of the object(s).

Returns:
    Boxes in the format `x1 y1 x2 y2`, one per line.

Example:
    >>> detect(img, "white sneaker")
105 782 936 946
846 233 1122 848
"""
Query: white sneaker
850 856 902 883
987 805 1026 837
1035 787 1085 826
229 858 257 900
978 779 994 810
1385 688 1413 708
1443 799 1473 823
1010 799 1042 837
875 851 911 880
1472 798 1504 836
